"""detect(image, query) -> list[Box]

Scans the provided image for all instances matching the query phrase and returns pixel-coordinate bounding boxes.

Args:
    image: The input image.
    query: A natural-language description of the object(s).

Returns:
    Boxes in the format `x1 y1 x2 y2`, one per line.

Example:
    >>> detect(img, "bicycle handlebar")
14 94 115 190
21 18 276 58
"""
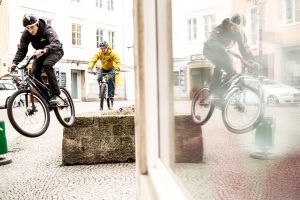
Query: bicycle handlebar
14 50 46 70
89 71 119 75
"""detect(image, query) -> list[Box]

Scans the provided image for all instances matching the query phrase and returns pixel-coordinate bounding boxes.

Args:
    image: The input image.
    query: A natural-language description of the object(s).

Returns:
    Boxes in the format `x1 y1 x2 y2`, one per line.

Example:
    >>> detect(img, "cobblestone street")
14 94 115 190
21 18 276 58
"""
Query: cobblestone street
0 101 136 200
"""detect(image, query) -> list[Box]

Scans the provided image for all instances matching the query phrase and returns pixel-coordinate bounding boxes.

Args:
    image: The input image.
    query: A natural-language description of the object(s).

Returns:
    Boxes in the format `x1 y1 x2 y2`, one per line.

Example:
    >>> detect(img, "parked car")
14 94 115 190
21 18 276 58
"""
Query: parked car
245 78 300 105
0 80 18 108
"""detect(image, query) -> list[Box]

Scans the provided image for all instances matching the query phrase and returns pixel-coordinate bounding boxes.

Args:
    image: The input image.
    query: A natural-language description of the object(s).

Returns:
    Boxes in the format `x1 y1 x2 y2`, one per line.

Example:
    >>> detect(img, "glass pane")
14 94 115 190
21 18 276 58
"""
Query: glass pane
170 0 300 199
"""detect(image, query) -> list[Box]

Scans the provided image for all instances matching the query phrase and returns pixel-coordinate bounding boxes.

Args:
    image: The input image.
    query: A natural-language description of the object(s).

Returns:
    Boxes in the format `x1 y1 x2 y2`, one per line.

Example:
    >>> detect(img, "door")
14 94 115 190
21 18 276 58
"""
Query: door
71 71 80 100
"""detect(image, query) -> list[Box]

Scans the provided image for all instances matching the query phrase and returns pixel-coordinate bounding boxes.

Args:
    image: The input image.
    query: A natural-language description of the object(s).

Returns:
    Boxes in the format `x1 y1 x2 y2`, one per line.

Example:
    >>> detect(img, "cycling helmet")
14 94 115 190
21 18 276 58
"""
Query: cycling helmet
23 14 38 27
99 41 108 48
230 13 246 26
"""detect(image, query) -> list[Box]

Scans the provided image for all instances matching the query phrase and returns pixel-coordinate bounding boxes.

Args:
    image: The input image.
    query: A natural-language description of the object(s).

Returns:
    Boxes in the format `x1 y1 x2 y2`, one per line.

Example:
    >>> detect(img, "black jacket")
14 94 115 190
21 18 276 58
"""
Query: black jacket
205 18 254 60
13 19 63 65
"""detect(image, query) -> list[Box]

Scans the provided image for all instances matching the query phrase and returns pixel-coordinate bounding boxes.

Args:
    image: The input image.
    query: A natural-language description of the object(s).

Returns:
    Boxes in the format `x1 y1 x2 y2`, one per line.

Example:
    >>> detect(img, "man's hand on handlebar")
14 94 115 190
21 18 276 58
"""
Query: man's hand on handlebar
34 49 46 58
8 63 17 73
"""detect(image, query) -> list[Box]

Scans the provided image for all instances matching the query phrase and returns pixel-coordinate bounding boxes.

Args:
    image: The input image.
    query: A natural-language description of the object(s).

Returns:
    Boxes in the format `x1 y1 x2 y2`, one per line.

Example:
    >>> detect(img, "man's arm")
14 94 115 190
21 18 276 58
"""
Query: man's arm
12 33 29 65
44 27 63 53
112 52 121 71
87 51 101 71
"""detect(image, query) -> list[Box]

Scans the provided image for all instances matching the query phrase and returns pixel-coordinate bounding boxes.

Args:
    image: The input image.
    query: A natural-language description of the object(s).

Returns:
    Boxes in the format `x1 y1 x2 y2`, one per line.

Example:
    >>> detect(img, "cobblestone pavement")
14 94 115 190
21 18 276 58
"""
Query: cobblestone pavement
0 101 136 200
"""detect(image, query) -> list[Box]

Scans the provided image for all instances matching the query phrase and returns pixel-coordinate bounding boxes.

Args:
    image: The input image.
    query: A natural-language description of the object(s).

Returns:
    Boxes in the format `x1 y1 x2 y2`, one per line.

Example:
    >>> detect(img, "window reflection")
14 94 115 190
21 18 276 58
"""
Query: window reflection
171 0 300 199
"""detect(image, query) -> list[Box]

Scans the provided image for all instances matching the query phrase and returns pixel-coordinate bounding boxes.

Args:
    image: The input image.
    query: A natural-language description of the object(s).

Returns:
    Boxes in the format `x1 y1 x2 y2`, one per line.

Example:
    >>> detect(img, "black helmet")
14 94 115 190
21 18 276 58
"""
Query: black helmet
99 41 108 48
23 14 38 27
230 13 246 26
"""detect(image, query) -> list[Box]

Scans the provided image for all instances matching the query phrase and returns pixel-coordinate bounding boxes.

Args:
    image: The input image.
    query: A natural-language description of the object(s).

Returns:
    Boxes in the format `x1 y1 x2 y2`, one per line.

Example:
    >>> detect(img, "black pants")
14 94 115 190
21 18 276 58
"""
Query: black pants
31 51 63 96
203 43 234 92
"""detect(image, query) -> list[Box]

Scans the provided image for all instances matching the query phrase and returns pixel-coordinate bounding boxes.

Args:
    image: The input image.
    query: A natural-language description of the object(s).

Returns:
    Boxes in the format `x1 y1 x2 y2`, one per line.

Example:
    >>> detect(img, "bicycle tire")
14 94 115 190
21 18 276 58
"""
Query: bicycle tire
99 83 107 110
7 89 50 137
222 85 264 134
191 87 215 125
54 87 76 127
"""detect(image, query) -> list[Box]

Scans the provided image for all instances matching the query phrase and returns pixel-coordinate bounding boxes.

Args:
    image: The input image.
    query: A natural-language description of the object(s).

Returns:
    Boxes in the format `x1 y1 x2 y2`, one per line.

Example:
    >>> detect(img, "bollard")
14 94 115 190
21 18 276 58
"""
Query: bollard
0 121 12 165
250 117 276 160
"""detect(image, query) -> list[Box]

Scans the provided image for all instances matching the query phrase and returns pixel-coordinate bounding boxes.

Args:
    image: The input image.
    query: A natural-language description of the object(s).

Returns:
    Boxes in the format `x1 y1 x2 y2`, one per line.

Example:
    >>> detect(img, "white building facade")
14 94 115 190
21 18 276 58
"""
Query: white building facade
1 0 134 101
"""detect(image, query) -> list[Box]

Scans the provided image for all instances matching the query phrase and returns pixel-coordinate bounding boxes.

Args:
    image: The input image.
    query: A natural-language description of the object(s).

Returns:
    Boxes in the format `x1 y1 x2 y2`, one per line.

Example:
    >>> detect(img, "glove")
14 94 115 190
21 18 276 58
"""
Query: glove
8 63 17 72
245 60 260 77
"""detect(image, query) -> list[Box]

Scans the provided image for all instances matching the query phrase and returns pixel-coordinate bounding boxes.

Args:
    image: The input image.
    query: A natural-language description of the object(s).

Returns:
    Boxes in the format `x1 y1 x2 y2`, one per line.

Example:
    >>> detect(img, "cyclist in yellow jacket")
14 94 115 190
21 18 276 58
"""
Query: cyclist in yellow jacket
87 41 121 107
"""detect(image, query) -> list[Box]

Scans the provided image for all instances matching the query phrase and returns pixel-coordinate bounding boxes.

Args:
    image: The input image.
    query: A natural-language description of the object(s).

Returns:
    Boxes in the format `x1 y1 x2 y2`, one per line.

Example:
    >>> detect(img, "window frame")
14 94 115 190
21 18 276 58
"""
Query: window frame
96 28 104 48
283 0 300 24
187 17 197 41
72 23 82 46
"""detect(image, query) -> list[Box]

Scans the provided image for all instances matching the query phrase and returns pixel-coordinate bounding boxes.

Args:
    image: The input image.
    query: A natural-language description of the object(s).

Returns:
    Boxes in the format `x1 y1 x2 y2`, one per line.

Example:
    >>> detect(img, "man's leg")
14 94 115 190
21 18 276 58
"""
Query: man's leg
203 46 234 97
107 69 116 98
31 58 49 96
107 69 116 109
42 51 63 104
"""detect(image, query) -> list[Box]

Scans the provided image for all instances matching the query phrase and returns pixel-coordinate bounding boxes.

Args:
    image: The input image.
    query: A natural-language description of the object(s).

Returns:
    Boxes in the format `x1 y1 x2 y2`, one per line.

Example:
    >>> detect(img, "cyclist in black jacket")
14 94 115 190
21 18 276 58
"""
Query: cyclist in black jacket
203 13 258 97
8 14 64 104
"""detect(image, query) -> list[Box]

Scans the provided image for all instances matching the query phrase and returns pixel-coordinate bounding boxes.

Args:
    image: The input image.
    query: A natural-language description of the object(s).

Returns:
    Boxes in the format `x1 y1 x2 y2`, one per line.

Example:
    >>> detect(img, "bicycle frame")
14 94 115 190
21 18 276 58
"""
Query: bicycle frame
15 55 69 109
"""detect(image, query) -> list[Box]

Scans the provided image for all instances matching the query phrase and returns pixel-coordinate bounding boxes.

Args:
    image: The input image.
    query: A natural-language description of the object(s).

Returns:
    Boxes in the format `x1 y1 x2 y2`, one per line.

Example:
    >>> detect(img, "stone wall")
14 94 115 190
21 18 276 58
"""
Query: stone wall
62 115 135 165
62 114 203 165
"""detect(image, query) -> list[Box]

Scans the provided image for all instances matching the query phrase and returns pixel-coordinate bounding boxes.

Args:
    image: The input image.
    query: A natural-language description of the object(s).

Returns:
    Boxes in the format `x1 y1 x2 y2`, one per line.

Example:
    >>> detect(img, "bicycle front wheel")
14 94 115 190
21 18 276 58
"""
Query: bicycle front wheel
191 87 215 125
7 89 50 137
222 86 264 133
99 83 107 110
54 88 75 127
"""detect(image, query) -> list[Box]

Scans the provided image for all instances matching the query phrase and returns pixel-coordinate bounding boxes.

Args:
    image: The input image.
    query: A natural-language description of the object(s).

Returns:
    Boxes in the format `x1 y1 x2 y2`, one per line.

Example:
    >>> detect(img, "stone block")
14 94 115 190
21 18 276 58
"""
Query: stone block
175 115 203 163
62 115 135 165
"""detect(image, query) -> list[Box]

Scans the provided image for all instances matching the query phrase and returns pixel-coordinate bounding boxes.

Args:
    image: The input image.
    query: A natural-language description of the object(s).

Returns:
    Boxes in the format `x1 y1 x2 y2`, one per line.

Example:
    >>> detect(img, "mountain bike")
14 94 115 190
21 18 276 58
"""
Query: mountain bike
191 50 265 134
7 55 75 137
90 71 118 110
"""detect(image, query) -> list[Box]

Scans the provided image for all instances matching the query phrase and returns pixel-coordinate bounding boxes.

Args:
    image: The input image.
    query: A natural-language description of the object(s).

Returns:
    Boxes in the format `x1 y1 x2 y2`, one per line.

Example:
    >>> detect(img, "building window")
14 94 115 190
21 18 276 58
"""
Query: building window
173 69 185 87
41 18 52 26
187 18 197 41
250 7 259 45
72 24 82 46
96 0 103 8
284 0 300 23
96 28 104 48
203 14 216 39
107 0 114 11
108 31 115 49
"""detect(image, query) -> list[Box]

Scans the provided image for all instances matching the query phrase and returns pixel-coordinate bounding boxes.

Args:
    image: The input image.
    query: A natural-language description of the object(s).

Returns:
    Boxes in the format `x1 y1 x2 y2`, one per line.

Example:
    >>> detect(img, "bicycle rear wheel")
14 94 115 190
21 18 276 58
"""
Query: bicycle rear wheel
54 88 75 127
222 86 264 133
191 87 215 125
7 89 50 137
99 83 107 110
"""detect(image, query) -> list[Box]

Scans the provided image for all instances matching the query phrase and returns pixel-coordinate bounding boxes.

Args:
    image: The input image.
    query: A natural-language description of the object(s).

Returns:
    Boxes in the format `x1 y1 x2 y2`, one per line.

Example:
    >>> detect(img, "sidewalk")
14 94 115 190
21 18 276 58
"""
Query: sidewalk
0 101 136 200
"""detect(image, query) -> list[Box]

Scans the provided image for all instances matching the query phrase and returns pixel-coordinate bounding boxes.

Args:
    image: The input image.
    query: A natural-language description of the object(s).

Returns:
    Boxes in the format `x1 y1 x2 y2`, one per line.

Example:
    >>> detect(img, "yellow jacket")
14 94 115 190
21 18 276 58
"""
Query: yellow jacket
88 45 121 71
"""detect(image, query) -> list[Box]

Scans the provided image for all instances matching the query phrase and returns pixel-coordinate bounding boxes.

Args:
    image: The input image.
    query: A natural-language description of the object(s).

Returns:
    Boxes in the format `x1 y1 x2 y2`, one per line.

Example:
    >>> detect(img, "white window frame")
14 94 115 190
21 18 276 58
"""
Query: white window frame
41 17 52 26
72 23 82 46
107 0 114 11
249 7 259 46
96 0 103 8
283 0 300 24
187 18 197 41
96 28 104 48
203 14 216 39
108 30 115 49
135 0 189 199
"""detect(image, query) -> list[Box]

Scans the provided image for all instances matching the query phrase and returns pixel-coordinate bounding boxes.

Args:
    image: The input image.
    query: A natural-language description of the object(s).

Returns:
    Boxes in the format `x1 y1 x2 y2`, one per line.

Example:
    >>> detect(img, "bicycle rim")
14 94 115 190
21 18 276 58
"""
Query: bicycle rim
191 87 215 125
54 88 75 127
222 86 264 133
7 89 50 137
